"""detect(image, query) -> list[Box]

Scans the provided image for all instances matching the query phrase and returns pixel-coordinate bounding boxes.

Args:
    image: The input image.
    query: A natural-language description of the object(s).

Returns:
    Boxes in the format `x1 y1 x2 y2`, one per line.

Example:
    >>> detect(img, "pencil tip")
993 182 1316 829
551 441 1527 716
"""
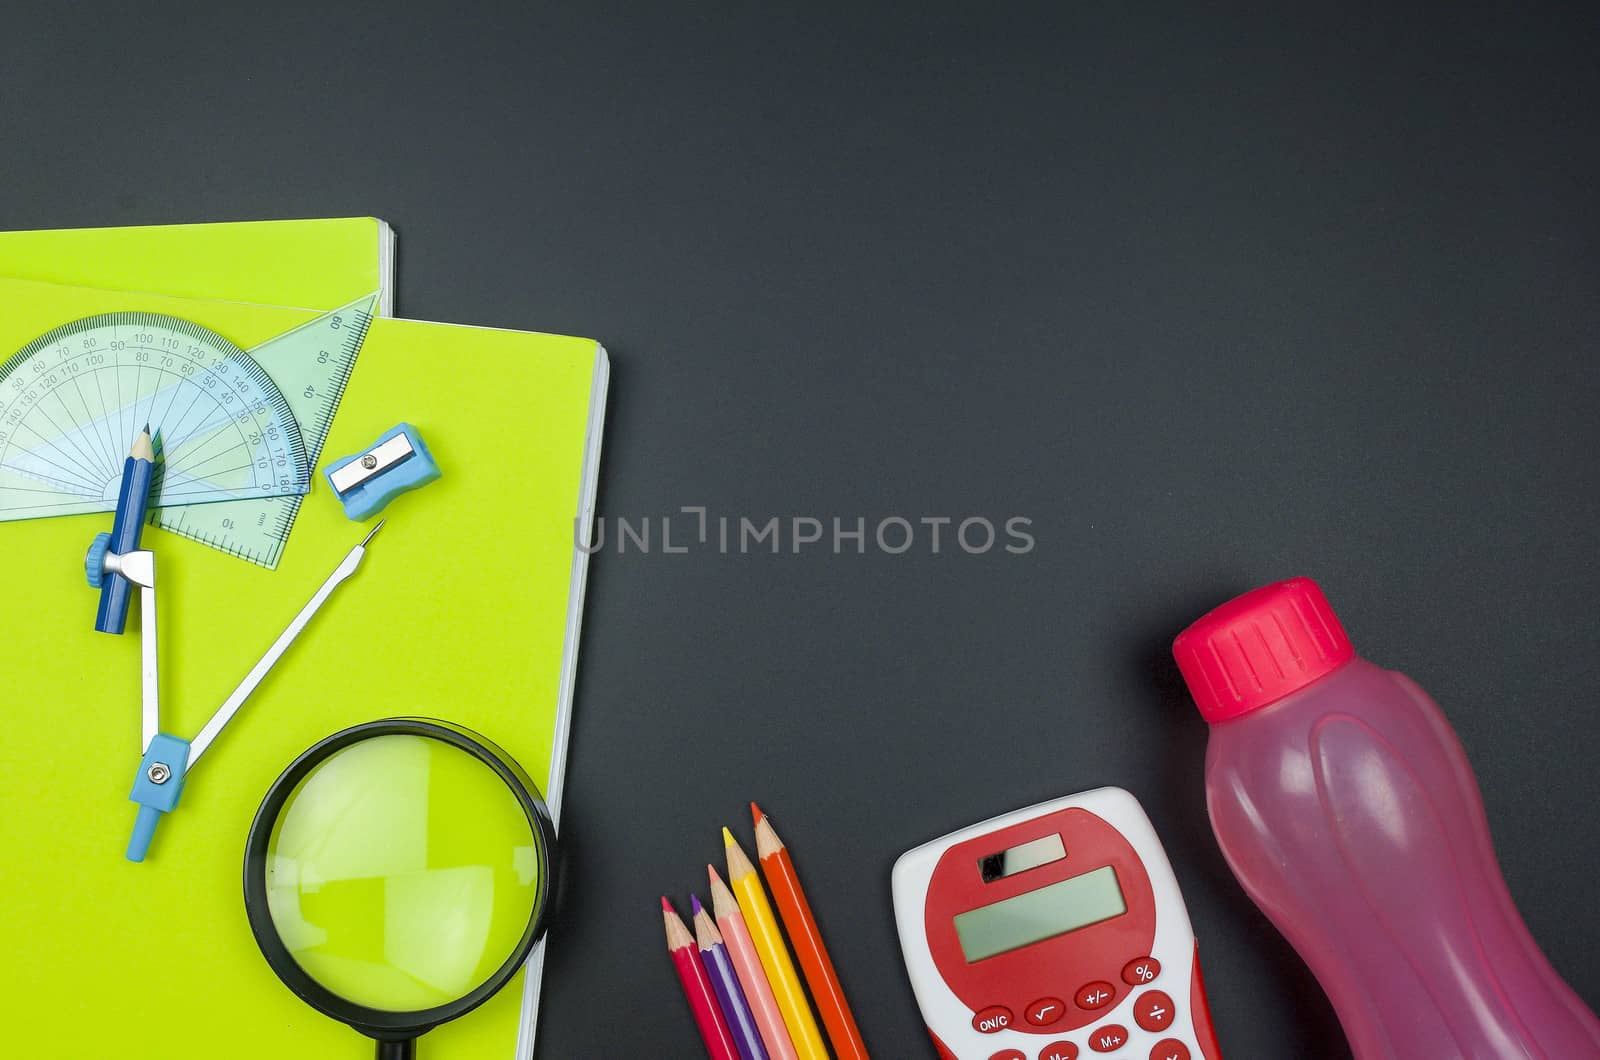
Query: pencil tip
660 895 674 912
721 826 736 846
750 801 764 824
690 893 704 916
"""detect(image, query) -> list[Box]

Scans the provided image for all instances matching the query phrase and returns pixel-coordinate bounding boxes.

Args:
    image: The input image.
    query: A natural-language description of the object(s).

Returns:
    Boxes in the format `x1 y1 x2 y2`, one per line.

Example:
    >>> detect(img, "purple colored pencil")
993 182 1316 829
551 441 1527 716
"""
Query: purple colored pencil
692 894 771 1060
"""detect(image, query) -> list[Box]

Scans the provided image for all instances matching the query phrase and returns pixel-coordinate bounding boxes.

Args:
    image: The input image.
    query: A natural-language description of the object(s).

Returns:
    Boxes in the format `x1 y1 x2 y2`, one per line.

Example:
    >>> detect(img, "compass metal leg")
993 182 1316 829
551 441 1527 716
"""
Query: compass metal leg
139 581 158 754
104 549 159 752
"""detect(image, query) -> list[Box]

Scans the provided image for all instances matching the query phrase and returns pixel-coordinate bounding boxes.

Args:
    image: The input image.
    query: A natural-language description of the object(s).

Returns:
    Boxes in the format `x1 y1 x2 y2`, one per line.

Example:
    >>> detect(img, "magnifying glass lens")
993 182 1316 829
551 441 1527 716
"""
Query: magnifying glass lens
263 733 542 1012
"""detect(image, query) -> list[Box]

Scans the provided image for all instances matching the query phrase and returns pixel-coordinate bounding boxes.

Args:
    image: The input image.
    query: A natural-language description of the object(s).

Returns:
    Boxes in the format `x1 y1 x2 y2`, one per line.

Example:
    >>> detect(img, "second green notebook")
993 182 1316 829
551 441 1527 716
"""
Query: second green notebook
0 218 395 565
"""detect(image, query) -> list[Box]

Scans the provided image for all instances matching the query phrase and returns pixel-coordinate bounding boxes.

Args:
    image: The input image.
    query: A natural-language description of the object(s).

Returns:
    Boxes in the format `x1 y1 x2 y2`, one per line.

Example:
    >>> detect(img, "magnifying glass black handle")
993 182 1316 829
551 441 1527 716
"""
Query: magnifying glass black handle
375 1040 415 1060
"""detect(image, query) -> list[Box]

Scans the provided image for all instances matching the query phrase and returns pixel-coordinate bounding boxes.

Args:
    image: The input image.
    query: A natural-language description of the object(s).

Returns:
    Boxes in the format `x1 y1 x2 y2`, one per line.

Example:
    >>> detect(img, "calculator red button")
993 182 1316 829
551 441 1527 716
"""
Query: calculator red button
1149 1041 1190 1060
1088 1024 1128 1052
973 1005 1015 1033
988 1052 1026 1060
1074 981 1116 1010
1025 997 1067 1026
1039 1044 1080 1060
1134 990 1176 1032
1122 956 1161 985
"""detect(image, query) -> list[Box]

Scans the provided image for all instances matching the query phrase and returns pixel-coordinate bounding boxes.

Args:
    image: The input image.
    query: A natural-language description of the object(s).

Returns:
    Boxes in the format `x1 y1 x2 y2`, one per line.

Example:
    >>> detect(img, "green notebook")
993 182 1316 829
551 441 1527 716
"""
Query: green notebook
0 216 395 313
0 223 605 1060
0 218 396 564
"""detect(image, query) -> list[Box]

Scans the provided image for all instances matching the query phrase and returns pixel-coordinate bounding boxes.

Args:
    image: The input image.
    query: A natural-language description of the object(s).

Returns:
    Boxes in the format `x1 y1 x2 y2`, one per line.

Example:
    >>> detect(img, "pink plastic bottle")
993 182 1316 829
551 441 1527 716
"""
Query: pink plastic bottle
1173 577 1600 1060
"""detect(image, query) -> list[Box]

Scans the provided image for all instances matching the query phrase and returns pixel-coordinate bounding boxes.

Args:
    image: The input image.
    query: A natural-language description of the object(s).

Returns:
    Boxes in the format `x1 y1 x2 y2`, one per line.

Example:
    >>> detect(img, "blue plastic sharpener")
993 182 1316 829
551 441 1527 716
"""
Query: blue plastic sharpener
323 422 441 521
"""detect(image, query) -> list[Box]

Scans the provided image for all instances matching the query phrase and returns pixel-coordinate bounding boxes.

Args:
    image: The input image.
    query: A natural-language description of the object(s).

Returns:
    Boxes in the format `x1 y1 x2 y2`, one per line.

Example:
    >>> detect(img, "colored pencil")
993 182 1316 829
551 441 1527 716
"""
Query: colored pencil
710 866 801 1060
663 896 741 1060
693 894 771 1060
752 804 869 1059
724 827 829 1060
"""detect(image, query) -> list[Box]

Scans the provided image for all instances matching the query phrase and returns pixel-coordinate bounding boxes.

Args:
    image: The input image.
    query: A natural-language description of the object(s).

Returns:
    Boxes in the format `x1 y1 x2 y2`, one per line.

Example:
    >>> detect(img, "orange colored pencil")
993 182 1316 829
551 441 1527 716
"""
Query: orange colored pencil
752 803 869 1060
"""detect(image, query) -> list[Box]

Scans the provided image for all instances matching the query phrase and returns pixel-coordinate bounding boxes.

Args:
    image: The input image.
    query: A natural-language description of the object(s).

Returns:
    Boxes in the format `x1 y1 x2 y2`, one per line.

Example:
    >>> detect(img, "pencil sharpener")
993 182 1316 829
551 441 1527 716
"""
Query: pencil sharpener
323 422 441 521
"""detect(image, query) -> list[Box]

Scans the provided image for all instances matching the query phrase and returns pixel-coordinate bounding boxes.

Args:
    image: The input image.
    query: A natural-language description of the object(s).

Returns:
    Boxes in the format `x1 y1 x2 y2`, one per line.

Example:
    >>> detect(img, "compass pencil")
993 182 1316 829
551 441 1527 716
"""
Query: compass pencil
95 425 155 635
664 896 740 1060
724 828 828 1060
710 866 800 1060
753 804 869 1059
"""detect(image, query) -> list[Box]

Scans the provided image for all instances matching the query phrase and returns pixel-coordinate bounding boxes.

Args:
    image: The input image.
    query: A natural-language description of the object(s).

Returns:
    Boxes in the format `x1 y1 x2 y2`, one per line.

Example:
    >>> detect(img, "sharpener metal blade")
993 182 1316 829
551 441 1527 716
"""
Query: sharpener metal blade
328 433 415 494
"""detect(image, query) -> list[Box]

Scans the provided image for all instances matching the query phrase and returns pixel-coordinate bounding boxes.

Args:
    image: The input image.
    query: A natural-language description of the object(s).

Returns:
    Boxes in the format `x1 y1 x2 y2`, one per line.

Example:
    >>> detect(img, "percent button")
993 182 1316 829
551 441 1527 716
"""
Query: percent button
1122 956 1160 985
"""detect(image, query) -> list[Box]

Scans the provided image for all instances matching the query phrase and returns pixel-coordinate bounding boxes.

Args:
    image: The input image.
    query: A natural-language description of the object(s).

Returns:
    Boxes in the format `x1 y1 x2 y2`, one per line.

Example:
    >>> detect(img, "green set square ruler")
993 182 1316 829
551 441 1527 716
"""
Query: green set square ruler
0 293 375 568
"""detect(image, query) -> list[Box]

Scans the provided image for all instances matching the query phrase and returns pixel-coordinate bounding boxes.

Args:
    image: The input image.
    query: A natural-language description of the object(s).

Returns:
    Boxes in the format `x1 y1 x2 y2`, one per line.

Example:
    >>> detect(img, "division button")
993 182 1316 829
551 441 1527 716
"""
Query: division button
1133 990 1175 1033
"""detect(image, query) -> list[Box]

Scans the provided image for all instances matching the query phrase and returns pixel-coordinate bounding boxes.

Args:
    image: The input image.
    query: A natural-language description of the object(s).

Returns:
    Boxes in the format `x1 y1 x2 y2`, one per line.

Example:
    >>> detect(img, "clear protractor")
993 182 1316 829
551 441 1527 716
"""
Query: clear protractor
0 312 309 518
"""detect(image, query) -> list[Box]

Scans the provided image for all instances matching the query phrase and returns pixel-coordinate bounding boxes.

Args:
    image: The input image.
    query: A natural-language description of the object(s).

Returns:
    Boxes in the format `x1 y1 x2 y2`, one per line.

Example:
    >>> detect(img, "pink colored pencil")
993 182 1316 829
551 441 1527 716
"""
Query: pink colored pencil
709 865 802 1060
664 896 741 1060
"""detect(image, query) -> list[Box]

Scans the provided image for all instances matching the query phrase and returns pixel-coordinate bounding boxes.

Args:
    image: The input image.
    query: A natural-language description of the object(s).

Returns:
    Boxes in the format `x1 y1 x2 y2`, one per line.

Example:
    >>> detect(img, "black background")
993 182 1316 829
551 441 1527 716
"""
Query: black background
5 4 1598 1057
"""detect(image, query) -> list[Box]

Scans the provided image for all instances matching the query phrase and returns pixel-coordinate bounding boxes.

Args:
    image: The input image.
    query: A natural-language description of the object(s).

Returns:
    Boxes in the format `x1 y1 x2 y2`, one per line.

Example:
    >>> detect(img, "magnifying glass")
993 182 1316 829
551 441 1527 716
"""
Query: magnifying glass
244 719 557 1060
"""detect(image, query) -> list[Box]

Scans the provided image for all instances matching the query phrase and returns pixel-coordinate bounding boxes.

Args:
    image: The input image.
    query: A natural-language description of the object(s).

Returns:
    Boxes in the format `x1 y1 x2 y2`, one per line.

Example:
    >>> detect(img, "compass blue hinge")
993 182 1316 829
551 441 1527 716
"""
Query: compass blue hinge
127 733 191 863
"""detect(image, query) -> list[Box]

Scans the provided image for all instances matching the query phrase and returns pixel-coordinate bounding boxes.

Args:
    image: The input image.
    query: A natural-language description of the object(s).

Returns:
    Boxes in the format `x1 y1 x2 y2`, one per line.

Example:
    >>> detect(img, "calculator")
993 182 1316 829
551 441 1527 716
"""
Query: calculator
891 788 1222 1060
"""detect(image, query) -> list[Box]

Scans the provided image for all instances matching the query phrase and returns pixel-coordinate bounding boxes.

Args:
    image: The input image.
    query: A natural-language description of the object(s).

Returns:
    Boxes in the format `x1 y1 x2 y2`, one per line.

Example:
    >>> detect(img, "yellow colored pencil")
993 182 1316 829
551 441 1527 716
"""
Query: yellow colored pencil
724 827 828 1060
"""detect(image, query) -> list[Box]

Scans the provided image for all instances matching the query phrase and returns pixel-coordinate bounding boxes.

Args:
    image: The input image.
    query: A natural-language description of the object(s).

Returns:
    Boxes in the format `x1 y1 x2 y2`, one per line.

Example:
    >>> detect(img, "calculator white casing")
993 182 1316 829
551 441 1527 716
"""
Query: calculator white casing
891 787 1220 1060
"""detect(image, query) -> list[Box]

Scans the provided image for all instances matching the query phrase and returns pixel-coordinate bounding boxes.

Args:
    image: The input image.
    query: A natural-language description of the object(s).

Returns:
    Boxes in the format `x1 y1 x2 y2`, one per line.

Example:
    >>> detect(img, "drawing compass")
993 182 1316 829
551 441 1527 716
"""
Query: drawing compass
86 520 386 861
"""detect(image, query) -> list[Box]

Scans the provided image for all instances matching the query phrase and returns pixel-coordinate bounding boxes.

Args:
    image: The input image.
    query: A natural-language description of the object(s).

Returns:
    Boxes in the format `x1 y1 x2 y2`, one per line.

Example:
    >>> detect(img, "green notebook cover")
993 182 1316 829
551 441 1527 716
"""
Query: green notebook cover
0 216 395 314
0 228 605 1060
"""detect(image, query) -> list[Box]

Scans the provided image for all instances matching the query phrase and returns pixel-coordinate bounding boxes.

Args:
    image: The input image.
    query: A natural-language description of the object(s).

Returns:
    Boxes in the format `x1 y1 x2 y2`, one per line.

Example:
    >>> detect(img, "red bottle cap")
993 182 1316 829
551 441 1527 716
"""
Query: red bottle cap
1172 577 1354 722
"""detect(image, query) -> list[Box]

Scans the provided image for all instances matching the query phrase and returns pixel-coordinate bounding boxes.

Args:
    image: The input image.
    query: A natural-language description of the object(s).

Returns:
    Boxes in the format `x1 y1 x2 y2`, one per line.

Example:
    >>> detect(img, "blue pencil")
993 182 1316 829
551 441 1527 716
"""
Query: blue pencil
95 426 155 634
693 894 770 1060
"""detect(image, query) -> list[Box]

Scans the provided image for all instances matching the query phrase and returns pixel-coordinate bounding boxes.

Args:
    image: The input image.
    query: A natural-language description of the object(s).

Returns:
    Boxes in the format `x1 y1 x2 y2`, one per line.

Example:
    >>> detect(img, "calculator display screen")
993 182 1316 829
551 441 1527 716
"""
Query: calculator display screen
952 865 1126 962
